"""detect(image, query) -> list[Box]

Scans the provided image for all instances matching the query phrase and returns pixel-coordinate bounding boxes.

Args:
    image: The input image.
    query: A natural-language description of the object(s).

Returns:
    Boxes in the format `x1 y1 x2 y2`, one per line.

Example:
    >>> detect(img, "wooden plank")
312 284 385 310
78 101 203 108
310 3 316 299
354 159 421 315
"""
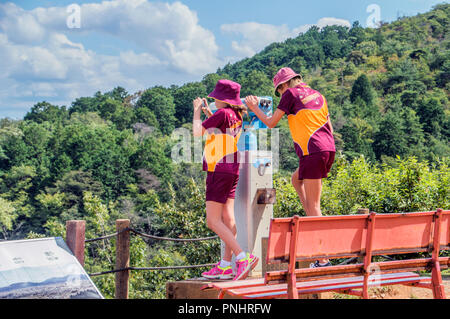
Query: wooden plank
226 272 426 299
266 263 364 283
371 213 434 253
233 272 420 297
266 257 449 284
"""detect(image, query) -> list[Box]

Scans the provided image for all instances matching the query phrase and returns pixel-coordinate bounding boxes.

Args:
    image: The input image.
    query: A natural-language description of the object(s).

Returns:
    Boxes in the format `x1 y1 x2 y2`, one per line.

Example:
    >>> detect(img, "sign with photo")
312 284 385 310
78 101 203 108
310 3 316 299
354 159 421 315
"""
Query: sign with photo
0 237 103 299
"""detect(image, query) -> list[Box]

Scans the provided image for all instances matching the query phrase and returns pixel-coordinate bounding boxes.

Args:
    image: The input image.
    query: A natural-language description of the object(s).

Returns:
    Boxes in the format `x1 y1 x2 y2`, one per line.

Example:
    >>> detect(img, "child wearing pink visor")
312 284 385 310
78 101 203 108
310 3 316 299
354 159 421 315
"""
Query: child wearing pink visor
245 68 336 268
193 79 259 280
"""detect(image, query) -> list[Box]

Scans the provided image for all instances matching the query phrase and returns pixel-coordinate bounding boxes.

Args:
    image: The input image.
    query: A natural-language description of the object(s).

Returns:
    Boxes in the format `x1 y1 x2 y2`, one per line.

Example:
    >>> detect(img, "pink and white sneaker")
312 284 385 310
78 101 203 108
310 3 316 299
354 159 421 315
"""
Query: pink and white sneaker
202 263 234 280
233 253 259 281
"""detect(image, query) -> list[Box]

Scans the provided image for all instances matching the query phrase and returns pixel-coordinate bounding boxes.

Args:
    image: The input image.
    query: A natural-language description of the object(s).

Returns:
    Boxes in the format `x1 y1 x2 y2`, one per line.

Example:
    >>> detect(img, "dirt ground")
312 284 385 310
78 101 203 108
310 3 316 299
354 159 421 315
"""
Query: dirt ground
320 275 450 299
406 276 450 299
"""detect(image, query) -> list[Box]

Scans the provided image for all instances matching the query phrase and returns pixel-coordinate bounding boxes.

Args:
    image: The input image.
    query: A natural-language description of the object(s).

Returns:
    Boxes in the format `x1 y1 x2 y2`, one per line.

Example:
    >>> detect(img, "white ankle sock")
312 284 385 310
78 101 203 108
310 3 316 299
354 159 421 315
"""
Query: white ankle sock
236 252 246 261
219 260 231 268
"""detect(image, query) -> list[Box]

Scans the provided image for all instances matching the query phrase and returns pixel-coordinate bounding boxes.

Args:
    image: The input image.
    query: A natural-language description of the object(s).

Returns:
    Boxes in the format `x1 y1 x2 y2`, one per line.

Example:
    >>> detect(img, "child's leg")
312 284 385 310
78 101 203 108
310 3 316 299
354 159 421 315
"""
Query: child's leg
206 201 243 258
303 179 323 217
221 198 237 262
291 168 309 215
303 178 328 264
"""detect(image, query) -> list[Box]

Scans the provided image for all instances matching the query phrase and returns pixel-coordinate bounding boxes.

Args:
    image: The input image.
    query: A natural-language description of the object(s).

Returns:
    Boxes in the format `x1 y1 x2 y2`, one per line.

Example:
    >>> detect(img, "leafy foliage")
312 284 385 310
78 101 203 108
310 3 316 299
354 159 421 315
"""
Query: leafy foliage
0 4 448 298
275 155 449 217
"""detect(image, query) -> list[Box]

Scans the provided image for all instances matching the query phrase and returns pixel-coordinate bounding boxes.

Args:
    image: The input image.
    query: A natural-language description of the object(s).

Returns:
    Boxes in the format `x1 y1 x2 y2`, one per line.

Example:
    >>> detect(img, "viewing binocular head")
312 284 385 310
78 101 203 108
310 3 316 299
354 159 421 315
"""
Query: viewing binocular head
205 96 273 116
241 97 273 113
258 98 272 113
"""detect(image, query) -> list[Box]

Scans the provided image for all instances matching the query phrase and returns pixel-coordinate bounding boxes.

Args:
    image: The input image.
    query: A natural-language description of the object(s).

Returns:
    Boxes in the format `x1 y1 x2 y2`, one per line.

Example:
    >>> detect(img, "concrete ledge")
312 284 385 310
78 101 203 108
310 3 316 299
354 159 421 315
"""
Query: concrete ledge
166 276 322 299
166 278 241 299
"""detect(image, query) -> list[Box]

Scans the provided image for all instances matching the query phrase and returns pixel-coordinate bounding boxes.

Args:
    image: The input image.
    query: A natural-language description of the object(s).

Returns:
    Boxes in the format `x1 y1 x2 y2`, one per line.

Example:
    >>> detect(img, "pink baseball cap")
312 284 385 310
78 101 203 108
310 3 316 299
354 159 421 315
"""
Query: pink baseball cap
273 67 301 97
208 79 244 106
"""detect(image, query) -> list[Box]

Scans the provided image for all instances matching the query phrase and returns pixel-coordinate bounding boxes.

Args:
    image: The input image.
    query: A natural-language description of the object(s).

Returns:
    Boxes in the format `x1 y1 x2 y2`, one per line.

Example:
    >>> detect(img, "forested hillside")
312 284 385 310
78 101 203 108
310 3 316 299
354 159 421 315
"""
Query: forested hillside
0 4 448 298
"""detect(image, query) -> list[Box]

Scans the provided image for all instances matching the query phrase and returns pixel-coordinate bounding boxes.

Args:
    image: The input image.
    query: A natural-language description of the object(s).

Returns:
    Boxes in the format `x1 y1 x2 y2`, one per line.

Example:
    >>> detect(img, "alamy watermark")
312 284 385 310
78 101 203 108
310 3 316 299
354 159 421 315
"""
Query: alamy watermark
170 127 280 173
366 4 381 28
66 4 81 29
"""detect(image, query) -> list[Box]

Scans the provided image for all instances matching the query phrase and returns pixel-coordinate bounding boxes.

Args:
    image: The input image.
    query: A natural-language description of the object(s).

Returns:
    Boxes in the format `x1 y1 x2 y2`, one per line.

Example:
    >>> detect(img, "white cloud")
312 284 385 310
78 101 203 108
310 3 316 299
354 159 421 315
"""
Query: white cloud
316 17 352 29
0 1 222 118
29 0 220 75
0 3 47 45
221 17 351 59
221 22 293 58
0 1 353 119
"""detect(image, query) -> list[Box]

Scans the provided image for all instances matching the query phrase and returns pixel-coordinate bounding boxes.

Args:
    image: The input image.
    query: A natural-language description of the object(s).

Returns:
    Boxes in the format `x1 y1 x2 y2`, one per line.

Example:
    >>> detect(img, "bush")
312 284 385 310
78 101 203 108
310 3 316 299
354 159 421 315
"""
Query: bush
274 154 449 217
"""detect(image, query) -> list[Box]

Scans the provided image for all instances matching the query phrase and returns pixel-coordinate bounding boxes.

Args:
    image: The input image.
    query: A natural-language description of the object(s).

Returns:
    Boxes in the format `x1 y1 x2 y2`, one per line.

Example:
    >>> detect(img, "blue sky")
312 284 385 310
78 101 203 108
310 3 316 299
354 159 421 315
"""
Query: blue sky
0 0 447 119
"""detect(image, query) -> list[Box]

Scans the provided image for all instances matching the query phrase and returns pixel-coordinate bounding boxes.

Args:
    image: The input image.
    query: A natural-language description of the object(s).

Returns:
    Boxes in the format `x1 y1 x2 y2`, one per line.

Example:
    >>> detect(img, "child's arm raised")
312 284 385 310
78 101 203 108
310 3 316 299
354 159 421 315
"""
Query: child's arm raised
244 95 284 129
193 97 206 137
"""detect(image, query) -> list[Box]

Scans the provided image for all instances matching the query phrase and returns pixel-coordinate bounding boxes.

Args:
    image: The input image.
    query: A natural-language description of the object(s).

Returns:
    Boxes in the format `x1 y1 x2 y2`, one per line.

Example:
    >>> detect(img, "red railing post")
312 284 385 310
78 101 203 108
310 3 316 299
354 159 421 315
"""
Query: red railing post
362 212 376 299
66 220 86 266
287 215 300 299
431 209 446 299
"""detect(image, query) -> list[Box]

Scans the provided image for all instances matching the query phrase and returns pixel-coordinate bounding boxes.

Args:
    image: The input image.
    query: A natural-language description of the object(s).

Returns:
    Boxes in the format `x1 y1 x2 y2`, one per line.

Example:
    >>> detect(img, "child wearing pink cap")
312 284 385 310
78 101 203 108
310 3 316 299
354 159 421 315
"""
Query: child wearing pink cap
244 68 336 268
193 79 259 280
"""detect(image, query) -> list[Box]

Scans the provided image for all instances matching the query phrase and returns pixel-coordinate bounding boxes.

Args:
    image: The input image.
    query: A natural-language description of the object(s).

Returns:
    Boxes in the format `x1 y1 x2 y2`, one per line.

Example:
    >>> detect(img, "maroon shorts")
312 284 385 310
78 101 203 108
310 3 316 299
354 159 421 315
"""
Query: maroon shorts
298 151 335 180
205 172 239 204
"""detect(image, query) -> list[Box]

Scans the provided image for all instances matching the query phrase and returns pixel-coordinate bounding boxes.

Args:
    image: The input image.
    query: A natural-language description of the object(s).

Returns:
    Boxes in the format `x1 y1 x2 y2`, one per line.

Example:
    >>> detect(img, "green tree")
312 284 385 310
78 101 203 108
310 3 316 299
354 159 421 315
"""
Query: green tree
349 21 366 46
373 111 408 160
350 74 375 106
55 123 135 200
136 87 176 135
400 108 426 159
347 50 367 66
134 107 160 130
39 170 103 221
340 117 376 161
105 86 129 102
238 70 273 97
0 197 16 238
172 82 207 125
131 135 174 190
321 28 341 59
24 101 68 124
0 165 36 237
69 91 105 115
416 96 445 136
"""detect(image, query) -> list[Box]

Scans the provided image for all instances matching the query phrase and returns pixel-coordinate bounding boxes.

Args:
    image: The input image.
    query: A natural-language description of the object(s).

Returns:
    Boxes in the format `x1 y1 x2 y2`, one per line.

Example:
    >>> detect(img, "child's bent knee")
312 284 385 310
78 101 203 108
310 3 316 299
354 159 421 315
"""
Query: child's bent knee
206 217 217 231
222 215 235 226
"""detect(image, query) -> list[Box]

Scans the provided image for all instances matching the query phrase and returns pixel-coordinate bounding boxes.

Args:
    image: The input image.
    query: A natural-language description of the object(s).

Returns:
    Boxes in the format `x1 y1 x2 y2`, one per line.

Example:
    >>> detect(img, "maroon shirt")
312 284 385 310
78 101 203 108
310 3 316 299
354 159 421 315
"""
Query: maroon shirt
202 107 243 175
277 83 335 158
